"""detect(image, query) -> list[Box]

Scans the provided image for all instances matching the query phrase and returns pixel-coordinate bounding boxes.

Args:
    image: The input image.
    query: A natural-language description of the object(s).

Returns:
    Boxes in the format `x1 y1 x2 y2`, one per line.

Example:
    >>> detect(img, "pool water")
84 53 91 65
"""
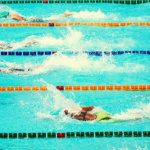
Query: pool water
0 3 150 150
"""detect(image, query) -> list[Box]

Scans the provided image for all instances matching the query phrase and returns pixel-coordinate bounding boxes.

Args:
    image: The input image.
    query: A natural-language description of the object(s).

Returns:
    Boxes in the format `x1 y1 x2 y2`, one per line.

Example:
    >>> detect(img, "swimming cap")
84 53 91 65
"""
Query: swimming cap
0 11 9 18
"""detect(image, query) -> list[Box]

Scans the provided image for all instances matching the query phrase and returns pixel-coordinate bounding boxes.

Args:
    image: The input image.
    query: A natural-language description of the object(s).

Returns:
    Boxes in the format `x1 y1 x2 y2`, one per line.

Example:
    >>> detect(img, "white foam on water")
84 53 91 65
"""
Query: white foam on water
28 53 145 75
36 112 57 121
35 84 150 123
0 27 140 76
47 10 118 21
112 103 150 121
26 29 135 50
36 81 81 121
45 14 64 21
35 28 89 51
10 36 38 50
125 16 150 22
0 6 118 22
0 59 19 68
0 52 145 75
47 84 81 112
0 28 135 51
67 10 107 20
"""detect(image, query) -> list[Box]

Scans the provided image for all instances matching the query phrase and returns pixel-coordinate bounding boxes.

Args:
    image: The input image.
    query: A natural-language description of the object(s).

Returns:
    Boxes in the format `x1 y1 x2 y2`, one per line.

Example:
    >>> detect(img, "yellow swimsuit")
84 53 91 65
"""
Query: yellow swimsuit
94 111 111 121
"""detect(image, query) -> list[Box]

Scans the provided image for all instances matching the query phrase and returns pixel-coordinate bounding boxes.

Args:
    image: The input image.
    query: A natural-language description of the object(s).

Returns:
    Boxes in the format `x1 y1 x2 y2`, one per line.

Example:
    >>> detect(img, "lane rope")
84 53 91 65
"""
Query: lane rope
0 131 149 139
0 22 149 27
0 50 150 56
0 85 150 92
0 0 149 4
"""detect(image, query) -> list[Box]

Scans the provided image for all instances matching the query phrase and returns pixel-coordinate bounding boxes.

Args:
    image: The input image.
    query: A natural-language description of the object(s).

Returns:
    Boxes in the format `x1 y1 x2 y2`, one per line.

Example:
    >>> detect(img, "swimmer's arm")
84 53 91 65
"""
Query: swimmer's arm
0 43 12 50
0 68 9 74
66 112 84 121
81 106 94 113
73 114 85 121
23 40 38 47
63 11 73 17
9 14 27 21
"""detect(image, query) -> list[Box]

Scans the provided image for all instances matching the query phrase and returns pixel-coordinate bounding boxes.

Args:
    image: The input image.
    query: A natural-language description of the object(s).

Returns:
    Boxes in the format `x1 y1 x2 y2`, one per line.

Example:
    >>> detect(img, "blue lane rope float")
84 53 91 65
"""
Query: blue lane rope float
0 131 149 139
0 51 150 56
0 0 149 4
0 51 57 56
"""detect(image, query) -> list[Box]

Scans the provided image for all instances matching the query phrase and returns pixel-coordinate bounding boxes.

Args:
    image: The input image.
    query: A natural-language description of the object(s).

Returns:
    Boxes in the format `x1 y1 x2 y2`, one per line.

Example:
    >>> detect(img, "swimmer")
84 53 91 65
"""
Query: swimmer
0 11 44 22
0 10 73 22
21 40 38 47
64 106 111 121
0 67 32 74
0 42 13 50
0 11 27 21
0 39 38 50
29 11 74 22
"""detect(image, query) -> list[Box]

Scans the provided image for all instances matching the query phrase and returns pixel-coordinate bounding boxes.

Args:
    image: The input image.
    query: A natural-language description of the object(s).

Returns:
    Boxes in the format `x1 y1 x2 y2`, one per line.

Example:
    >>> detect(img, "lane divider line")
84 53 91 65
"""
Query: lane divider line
0 131 149 139
0 86 48 92
0 51 150 56
0 22 149 27
0 0 149 4
0 85 150 92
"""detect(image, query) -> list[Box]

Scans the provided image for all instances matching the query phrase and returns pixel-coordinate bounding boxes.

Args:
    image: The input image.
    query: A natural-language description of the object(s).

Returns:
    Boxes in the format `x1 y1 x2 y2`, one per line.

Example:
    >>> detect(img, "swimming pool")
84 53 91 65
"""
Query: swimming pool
0 2 150 150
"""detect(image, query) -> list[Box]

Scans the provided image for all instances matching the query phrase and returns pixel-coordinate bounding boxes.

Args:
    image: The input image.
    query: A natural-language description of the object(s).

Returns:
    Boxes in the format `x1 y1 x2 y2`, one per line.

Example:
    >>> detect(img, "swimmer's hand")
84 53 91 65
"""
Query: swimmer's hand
63 11 73 17
81 106 94 112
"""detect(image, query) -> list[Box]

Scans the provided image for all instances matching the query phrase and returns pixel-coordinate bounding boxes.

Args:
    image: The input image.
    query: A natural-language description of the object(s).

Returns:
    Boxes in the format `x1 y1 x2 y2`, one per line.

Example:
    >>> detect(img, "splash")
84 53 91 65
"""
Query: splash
32 29 135 50
0 36 38 51
70 10 118 21
47 83 80 112
36 82 81 121
0 28 135 51
26 29 87 51
0 52 145 75
36 84 150 123
70 10 106 19
112 103 150 121
47 10 118 21
28 53 145 75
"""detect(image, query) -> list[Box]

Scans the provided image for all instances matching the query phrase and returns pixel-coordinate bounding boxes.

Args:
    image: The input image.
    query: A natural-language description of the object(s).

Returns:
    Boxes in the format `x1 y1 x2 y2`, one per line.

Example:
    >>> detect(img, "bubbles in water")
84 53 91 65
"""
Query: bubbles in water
24 53 144 75
0 28 135 51
36 83 150 123
47 10 119 21
66 10 107 20
112 103 150 121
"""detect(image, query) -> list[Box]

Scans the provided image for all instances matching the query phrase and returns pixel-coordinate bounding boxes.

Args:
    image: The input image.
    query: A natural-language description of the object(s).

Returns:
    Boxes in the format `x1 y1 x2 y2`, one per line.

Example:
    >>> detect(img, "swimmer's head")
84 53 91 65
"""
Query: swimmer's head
64 109 69 115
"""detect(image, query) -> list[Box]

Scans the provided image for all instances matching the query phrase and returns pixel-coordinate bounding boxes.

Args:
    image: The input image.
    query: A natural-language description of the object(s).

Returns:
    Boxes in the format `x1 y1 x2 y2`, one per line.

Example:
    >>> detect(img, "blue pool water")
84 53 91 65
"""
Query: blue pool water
0 3 150 149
